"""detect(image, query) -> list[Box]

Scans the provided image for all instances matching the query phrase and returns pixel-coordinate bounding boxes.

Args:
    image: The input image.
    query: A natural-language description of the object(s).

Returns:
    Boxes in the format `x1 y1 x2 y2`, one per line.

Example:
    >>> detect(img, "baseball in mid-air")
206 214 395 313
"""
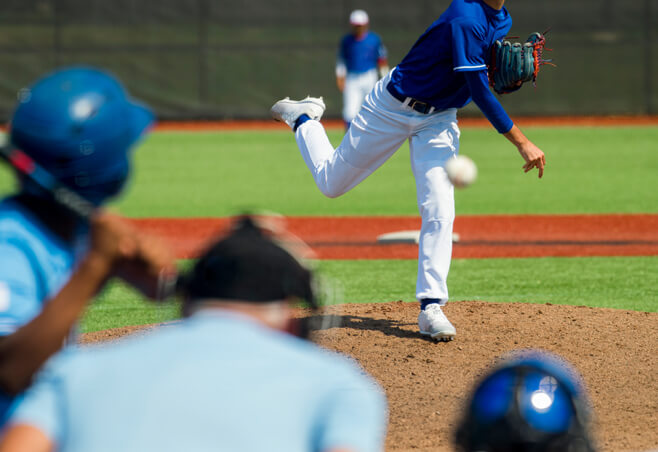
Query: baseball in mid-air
446 155 477 188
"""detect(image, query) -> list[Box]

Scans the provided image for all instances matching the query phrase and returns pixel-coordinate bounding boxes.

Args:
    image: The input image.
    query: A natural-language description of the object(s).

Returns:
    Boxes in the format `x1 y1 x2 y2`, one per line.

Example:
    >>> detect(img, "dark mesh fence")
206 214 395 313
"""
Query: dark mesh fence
0 0 656 120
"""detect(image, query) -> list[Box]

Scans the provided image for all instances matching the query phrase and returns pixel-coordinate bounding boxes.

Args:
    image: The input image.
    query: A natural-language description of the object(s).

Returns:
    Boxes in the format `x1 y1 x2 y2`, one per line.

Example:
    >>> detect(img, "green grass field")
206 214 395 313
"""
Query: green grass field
1 125 656 331
117 127 658 216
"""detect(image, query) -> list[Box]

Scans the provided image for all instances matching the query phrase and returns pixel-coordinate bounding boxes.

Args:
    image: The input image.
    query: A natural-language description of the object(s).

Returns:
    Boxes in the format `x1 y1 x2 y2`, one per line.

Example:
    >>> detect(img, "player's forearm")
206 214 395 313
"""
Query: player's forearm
503 125 546 178
0 424 54 452
463 71 545 176
503 124 529 148
464 70 513 134
336 76 346 92
377 59 390 78
0 252 111 395
335 61 347 79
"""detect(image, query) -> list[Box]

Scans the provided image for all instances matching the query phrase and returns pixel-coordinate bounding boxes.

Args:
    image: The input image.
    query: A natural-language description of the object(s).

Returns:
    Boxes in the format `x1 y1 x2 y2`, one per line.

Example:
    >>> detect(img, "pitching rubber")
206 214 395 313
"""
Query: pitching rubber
377 230 460 244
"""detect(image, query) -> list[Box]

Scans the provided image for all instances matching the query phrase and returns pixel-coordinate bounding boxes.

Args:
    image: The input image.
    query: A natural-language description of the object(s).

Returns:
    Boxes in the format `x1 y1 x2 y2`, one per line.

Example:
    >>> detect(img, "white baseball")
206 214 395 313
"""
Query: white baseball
445 155 477 188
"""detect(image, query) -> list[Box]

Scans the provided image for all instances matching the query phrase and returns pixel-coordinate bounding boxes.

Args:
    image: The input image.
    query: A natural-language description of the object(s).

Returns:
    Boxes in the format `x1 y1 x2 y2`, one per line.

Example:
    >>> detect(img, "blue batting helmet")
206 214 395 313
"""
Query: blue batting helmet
455 350 596 452
9 66 153 206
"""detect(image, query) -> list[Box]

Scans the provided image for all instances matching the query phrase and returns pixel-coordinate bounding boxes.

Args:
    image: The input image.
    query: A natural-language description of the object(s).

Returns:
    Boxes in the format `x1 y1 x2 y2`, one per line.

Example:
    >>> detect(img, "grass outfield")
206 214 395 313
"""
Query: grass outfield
1 126 657 216
1 126 656 331
115 126 657 216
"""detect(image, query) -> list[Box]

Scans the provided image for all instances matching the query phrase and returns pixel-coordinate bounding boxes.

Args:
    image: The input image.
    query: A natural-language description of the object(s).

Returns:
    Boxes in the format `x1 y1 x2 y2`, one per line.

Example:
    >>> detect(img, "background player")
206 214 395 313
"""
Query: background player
336 10 389 130
0 67 175 424
455 350 596 451
271 0 546 342
0 217 388 452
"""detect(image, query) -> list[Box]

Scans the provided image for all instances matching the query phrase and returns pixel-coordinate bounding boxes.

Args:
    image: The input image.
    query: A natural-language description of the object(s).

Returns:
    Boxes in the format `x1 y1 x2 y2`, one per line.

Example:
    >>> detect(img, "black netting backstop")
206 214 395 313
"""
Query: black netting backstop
0 0 656 120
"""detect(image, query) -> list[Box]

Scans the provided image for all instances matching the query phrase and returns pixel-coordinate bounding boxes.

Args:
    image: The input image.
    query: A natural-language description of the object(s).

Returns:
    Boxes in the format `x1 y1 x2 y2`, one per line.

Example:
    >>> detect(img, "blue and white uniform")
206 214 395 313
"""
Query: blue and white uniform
295 0 512 303
0 197 84 424
336 31 387 124
8 310 388 452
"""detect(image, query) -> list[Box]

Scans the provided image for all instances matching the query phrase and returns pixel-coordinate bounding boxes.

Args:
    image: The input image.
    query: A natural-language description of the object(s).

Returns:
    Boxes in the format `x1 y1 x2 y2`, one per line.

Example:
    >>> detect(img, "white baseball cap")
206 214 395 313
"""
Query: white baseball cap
349 10 369 26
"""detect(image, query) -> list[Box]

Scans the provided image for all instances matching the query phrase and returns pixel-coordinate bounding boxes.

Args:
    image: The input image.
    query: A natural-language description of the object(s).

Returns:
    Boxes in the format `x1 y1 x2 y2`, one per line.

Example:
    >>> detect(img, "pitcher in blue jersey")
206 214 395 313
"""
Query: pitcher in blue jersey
1 217 388 452
272 0 547 342
0 67 175 425
336 10 389 129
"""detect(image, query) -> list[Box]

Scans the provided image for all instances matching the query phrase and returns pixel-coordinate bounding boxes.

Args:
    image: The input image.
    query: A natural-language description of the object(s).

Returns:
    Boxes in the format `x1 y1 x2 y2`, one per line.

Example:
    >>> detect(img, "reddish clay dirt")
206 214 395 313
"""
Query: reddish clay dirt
154 116 658 131
127 214 658 260
82 214 658 451
81 301 658 452
2 116 655 135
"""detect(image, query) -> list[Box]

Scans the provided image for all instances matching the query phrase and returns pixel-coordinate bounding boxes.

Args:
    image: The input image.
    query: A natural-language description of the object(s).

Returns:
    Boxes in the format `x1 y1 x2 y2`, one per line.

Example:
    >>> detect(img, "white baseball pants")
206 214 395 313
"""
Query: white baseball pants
343 69 379 123
295 71 460 303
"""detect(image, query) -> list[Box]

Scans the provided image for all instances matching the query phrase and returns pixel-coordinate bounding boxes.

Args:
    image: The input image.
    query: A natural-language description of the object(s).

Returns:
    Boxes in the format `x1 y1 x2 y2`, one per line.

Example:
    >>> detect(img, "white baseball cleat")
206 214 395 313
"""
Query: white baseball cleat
270 96 326 129
418 304 456 342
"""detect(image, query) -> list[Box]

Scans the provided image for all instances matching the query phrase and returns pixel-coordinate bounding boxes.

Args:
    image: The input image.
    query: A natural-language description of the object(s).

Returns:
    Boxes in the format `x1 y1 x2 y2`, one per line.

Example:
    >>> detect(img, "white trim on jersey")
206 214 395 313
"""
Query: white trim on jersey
0 281 9 313
453 64 487 71
336 62 347 78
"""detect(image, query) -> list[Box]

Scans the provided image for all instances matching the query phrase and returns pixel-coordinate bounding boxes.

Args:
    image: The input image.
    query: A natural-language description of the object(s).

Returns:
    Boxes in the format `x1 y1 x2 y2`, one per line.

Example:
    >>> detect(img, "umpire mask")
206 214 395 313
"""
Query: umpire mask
181 216 318 339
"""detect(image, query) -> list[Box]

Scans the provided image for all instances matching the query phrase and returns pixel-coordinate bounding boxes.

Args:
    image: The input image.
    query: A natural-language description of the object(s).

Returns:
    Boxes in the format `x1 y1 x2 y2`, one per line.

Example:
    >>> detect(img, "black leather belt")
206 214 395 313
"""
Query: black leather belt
386 82 435 114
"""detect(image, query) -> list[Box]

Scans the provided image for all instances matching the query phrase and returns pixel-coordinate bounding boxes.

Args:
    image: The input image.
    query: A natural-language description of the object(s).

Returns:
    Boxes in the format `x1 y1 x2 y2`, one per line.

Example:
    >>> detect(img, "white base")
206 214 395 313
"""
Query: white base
377 230 460 244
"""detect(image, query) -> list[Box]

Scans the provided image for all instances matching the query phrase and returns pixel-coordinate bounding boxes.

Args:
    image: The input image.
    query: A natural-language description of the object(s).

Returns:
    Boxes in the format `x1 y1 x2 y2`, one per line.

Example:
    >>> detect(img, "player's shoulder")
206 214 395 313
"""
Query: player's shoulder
273 331 379 388
34 336 142 385
0 198 39 252
0 197 26 230
0 197 42 238
28 344 87 382
451 0 488 15
441 0 490 26
0 197 66 259
366 31 383 42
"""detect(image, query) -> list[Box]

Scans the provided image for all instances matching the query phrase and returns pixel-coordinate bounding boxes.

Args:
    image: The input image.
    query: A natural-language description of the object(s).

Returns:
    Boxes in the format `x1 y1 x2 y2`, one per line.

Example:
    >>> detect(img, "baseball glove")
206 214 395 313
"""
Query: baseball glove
488 31 553 95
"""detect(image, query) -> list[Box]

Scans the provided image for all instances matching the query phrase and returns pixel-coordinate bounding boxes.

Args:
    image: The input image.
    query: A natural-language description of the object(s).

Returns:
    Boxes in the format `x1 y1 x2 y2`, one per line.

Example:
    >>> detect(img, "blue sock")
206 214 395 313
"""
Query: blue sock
293 114 311 132
420 298 441 311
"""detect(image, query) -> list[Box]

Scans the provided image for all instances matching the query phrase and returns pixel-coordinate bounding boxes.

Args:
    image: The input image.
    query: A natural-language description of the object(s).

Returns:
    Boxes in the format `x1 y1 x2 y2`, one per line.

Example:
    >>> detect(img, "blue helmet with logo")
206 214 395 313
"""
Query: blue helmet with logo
9 66 153 206
455 350 596 452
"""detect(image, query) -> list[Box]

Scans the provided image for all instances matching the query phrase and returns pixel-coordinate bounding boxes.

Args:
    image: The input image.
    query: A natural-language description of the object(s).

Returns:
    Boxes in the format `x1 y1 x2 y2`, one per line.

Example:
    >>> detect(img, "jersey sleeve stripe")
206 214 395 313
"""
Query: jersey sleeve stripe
453 64 487 71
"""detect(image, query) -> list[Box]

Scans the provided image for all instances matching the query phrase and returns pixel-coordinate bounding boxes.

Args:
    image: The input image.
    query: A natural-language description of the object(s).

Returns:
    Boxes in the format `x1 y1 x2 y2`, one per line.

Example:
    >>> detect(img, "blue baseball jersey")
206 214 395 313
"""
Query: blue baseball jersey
0 197 83 424
389 0 512 110
338 31 387 74
9 311 388 452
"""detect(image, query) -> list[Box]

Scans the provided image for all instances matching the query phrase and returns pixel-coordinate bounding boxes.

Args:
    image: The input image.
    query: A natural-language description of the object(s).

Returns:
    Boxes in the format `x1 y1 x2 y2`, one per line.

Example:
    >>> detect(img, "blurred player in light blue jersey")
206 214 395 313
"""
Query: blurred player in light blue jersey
0 217 388 452
336 10 389 130
0 67 174 426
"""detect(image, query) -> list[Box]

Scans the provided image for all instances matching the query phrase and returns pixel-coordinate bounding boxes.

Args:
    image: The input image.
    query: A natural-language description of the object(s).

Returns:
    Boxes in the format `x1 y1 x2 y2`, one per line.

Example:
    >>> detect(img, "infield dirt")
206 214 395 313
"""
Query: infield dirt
127 214 658 259
154 116 658 131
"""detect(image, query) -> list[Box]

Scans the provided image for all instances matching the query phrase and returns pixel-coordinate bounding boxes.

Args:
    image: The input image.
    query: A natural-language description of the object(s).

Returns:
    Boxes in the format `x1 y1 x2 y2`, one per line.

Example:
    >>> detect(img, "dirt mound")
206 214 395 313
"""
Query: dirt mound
81 301 658 452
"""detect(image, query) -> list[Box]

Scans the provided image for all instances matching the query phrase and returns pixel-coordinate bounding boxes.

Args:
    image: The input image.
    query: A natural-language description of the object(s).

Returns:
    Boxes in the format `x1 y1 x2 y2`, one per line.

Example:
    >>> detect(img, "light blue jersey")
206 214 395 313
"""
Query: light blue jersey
0 197 81 423
9 311 388 452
